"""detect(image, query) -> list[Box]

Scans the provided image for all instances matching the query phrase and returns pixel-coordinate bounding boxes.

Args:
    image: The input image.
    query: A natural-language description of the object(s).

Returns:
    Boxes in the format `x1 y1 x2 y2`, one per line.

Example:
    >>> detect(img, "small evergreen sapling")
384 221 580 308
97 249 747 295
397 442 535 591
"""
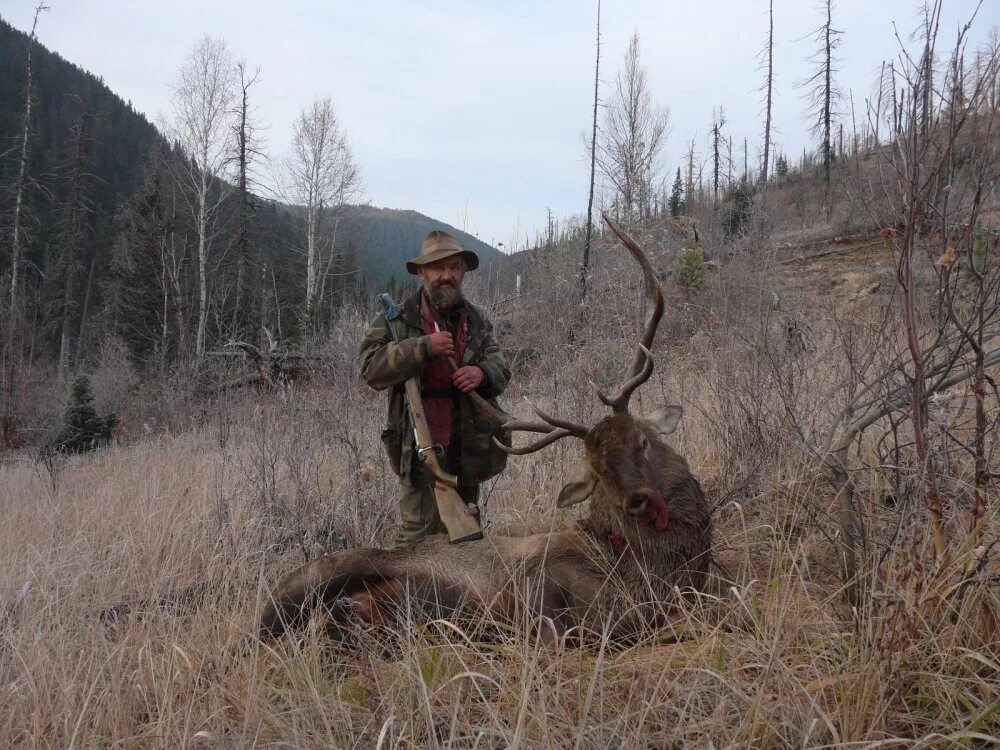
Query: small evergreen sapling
50 375 117 454
673 234 709 297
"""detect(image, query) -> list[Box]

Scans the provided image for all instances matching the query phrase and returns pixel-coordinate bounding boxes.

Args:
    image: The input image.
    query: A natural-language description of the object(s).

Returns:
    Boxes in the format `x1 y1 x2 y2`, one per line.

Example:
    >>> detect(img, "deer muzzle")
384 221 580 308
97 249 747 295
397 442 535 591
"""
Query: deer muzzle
627 489 669 532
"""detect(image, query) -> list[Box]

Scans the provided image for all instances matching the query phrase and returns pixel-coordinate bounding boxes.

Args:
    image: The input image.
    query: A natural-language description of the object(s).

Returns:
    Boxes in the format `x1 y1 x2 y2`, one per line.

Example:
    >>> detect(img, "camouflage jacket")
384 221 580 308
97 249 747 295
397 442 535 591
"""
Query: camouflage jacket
359 289 511 486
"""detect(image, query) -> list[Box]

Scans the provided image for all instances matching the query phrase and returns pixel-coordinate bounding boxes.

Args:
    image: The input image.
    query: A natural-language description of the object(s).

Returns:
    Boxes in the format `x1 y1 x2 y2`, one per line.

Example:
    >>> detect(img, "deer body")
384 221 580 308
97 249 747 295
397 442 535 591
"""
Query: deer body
259 414 711 641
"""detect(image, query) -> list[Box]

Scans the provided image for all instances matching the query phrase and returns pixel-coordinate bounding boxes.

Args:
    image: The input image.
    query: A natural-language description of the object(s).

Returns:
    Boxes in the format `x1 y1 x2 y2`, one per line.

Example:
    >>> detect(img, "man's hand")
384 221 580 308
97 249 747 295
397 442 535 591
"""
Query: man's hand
453 365 485 393
427 331 455 358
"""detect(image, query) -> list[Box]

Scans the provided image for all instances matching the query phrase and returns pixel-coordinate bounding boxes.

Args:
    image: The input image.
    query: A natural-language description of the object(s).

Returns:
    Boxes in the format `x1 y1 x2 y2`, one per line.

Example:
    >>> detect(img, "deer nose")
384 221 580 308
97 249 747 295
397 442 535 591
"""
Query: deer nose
626 490 654 516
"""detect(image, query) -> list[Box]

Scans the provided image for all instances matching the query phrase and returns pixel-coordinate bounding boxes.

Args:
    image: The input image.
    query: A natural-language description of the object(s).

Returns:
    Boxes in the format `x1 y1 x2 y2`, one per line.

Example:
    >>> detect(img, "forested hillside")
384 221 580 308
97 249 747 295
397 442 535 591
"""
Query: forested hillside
0 16 501 383
343 205 502 289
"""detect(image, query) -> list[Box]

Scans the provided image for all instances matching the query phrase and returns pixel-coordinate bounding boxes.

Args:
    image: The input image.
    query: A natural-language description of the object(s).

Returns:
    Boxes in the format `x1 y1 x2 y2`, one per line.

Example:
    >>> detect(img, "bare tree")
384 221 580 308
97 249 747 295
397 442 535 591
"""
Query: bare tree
167 35 236 361
54 98 97 379
7 3 48 333
595 32 669 223
2 3 47 449
800 0 842 213
710 106 726 203
580 0 602 303
230 61 264 340
916 4 940 137
759 0 775 186
285 96 360 318
684 136 697 213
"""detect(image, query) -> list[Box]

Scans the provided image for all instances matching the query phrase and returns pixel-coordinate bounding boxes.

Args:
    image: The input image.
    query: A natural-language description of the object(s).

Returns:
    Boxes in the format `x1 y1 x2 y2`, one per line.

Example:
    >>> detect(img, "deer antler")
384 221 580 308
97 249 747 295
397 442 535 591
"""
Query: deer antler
600 212 665 414
497 401 589 455
597 345 654 411
499 215 664 452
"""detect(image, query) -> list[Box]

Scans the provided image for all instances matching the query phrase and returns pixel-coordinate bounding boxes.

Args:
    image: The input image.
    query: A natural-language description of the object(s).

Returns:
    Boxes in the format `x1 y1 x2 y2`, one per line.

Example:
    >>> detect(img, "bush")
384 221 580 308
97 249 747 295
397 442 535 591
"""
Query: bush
722 181 755 239
673 247 709 296
48 375 118 455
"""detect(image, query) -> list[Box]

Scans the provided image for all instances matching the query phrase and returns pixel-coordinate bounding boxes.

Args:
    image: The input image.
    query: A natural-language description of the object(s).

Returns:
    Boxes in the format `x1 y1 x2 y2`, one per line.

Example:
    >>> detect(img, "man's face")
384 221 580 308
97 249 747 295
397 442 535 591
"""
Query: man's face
418 257 466 310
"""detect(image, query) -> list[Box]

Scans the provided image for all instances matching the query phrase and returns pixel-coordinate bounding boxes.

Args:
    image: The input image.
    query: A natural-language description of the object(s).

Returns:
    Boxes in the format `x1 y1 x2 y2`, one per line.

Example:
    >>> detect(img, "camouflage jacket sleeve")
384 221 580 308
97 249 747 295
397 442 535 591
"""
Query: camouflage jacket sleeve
473 319 510 400
358 313 433 391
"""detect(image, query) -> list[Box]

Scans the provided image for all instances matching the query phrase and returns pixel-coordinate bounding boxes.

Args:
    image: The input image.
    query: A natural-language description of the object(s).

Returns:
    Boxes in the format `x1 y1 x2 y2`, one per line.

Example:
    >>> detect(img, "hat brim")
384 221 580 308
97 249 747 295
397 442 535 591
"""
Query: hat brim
406 248 480 275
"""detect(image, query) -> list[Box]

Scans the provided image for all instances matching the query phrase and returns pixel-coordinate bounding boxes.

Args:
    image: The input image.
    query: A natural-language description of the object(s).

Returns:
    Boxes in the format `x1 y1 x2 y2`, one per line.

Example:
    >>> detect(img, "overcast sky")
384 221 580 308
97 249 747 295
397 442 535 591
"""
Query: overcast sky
4 1 997 249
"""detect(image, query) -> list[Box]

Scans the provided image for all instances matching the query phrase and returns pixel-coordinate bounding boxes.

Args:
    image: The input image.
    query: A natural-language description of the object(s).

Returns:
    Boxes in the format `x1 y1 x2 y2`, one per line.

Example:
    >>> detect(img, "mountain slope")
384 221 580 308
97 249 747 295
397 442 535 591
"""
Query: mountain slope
0 16 500 296
0 16 163 271
341 205 503 287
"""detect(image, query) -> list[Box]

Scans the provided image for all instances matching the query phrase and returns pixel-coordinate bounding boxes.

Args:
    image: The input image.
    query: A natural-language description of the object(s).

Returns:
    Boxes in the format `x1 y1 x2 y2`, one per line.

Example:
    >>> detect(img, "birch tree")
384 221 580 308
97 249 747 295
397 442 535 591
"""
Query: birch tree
167 35 235 360
286 96 360 316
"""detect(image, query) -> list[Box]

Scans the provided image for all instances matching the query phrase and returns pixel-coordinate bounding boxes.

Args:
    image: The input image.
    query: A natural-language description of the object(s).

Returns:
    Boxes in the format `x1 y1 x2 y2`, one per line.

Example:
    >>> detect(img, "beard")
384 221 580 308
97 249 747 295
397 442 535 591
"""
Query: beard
425 279 464 311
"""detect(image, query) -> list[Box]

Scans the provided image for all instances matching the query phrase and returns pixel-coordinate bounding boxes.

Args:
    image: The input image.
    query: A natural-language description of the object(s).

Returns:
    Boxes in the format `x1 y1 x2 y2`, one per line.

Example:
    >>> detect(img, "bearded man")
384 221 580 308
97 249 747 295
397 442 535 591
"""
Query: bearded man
360 230 511 547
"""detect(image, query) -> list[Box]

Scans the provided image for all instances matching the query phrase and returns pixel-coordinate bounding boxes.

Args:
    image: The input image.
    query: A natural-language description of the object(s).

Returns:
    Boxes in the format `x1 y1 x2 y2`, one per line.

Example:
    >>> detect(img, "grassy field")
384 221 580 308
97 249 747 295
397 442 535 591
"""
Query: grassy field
2 280 998 747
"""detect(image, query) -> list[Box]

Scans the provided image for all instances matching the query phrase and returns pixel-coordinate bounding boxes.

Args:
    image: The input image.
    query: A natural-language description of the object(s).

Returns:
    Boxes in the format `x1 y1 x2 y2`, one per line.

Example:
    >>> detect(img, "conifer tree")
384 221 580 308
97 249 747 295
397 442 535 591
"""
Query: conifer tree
50 374 117 454
669 167 684 217
111 149 175 368
775 153 789 178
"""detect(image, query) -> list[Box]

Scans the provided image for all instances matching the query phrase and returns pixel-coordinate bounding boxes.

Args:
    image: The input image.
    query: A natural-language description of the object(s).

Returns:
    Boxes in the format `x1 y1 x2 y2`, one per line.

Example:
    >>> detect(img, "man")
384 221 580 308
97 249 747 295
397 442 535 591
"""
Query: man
360 230 511 547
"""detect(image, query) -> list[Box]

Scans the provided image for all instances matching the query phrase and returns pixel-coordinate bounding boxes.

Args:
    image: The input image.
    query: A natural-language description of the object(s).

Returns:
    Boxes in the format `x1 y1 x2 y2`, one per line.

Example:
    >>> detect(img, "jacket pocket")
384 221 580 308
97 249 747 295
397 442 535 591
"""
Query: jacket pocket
466 416 511 485
381 427 404 477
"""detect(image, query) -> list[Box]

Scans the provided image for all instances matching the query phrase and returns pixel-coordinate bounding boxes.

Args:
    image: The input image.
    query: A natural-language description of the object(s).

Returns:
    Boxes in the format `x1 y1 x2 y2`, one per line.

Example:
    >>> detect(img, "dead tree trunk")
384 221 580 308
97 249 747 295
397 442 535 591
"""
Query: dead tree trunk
234 73 250 336
711 108 724 203
580 0 601 304
58 104 91 380
8 4 46 332
231 63 261 340
761 0 774 186
822 0 833 213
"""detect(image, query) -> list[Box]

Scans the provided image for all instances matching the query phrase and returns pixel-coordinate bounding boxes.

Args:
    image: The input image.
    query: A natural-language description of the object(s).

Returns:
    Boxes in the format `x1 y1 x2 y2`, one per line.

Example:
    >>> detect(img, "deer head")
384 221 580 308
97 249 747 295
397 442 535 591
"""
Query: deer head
501 213 687 532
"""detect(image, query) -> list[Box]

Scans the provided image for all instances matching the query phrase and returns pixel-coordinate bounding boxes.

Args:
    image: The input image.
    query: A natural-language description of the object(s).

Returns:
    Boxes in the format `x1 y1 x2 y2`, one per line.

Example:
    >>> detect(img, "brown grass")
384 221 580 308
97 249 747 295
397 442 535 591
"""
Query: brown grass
2 302 997 748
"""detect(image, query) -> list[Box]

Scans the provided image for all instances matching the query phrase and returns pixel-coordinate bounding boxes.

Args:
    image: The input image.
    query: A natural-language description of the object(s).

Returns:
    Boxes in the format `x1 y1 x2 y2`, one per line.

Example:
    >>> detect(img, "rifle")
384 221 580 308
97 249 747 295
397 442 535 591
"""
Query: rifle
379 294 483 543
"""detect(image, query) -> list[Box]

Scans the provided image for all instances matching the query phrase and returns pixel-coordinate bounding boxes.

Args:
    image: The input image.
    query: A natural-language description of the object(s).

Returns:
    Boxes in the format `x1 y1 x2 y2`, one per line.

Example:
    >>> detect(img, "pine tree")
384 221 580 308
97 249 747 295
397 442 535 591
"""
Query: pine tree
49 374 117 454
111 152 174 368
775 153 789 179
668 167 684 217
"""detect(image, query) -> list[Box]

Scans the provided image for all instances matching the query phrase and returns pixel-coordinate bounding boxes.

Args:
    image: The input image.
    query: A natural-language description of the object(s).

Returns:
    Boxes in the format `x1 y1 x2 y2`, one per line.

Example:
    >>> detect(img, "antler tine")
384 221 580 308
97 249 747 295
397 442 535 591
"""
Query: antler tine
497 398 590 455
494 428 574 455
597 345 654 414
600 212 665 411
529 403 590 438
502 419 558 434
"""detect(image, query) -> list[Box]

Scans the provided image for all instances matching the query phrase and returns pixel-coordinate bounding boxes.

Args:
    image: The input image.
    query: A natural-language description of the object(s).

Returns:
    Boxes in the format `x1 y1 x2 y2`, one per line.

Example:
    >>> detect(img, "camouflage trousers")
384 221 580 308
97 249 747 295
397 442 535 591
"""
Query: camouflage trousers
393 446 480 548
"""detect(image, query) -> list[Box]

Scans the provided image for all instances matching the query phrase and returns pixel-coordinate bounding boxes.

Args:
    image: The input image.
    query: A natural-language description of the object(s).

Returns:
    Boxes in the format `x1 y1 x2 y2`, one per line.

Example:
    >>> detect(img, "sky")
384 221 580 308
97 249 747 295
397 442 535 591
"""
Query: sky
3 0 998 250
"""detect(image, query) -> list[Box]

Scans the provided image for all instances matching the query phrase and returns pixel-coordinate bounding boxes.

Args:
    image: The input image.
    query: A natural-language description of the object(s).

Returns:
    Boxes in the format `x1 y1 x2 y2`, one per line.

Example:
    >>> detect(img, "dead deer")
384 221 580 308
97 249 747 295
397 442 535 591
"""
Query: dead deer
258 213 712 643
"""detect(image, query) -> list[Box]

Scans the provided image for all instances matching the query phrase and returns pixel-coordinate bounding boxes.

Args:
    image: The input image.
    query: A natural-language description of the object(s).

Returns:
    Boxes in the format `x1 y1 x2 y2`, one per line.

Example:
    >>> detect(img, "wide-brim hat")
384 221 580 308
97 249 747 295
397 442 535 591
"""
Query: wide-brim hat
406 230 480 275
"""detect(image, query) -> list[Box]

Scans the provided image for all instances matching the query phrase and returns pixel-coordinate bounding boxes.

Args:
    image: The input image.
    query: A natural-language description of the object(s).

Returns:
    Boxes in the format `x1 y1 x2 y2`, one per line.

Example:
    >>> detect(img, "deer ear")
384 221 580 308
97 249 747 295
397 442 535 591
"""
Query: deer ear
557 465 598 508
647 405 683 436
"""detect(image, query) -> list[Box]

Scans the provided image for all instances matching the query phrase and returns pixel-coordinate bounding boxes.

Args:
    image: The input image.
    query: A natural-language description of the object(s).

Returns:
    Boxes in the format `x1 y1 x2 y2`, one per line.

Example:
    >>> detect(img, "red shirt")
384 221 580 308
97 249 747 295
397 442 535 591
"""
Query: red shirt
420 294 468 447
